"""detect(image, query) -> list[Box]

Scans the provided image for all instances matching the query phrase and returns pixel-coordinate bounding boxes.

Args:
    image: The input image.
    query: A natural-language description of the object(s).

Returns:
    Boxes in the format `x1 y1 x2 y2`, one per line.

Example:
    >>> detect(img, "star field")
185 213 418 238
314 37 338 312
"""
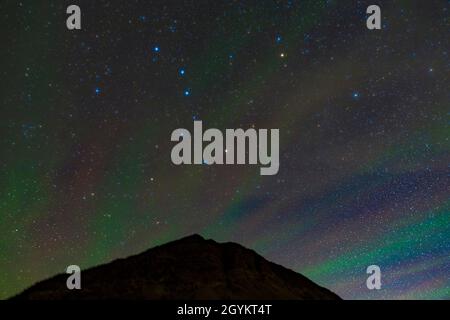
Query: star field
0 0 449 299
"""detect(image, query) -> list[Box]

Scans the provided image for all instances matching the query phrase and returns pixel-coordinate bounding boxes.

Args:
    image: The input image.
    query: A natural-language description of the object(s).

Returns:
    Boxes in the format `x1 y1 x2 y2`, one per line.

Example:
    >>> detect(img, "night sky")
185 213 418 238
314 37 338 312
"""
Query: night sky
1 0 449 300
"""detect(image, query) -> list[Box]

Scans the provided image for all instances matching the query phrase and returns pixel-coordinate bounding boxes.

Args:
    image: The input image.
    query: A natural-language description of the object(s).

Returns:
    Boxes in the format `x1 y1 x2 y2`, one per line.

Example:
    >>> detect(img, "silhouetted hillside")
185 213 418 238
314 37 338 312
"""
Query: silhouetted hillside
12 234 340 300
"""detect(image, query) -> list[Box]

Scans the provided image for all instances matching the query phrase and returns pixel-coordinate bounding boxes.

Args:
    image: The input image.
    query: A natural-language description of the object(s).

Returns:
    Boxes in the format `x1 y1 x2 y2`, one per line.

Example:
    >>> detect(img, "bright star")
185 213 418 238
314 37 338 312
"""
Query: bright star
184 89 191 96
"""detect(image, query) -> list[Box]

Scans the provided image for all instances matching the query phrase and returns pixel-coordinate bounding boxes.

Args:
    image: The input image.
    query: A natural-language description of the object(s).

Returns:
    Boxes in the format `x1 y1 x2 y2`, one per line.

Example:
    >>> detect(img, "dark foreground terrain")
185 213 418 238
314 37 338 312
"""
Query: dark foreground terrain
12 234 340 300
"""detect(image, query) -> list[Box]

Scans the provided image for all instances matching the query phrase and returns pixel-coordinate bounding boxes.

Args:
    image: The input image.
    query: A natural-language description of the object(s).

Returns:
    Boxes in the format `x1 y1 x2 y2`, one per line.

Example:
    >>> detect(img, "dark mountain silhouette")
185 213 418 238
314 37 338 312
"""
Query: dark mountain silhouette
12 234 340 300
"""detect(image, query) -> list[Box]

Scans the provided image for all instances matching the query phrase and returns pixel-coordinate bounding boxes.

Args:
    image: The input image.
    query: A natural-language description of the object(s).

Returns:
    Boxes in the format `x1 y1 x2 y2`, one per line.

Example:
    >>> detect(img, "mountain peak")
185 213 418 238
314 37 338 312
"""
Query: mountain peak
178 233 206 242
12 235 340 300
